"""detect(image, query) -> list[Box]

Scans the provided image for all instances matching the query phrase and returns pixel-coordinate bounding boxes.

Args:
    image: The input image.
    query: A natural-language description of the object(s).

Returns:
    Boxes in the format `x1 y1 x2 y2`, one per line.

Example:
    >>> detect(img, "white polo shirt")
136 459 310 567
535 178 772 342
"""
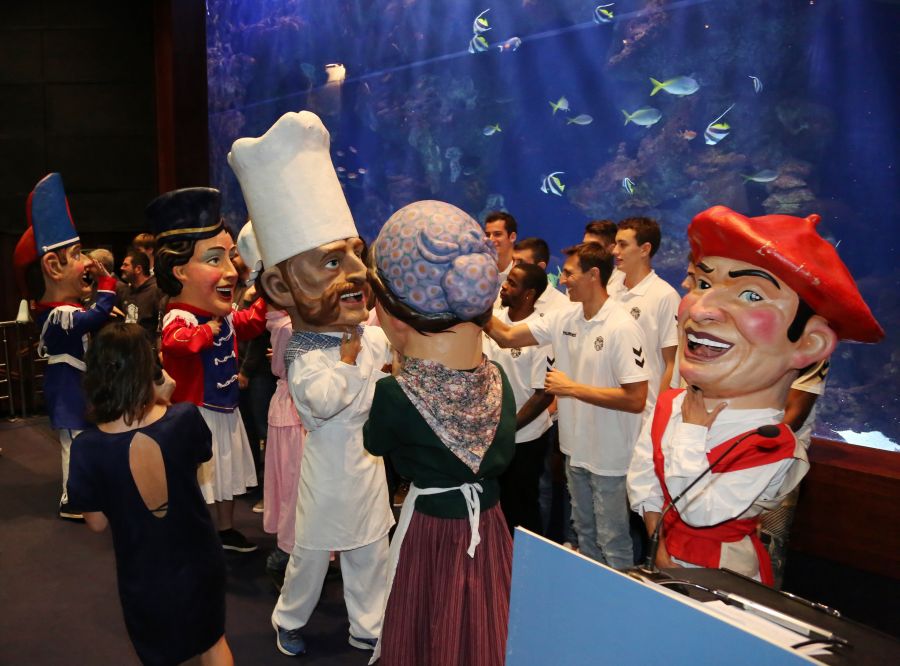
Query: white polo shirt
527 299 649 476
535 283 571 314
607 270 680 419
484 309 553 443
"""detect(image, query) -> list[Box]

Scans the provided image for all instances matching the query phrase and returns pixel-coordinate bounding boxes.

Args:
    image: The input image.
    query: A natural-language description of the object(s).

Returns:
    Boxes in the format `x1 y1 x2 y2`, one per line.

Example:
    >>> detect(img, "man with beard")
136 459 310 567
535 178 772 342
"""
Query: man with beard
229 111 393 657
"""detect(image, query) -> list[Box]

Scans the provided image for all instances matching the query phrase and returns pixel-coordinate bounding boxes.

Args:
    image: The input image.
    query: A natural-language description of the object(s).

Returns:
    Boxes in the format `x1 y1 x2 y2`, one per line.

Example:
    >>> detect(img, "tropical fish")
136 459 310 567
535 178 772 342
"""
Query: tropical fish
742 169 779 183
469 34 490 54
622 177 635 196
678 129 697 141
347 172 358 180
550 96 570 115
540 171 566 196
593 3 615 24
357 167 368 175
473 9 491 34
482 123 502 136
336 150 345 157
749 75 763 94
704 104 735 145
497 37 522 52
649 76 699 97
567 114 594 126
349 146 358 154
336 166 346 173
622 107 662 127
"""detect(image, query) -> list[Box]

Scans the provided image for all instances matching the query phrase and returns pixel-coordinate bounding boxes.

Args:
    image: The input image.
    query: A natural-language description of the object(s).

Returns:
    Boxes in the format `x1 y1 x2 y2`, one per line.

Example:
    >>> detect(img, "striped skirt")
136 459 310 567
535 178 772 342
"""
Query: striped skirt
380 503 512 666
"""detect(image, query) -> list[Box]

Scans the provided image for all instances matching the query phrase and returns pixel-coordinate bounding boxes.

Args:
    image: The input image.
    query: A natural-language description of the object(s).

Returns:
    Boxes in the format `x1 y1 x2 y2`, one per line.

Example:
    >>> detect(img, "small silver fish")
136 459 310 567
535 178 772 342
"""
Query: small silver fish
349 146 358 154
622 177 635 196
336 150 345 157
704 104 735 145
497 37 522 52
482 123 502 136
749 76 763 94
622 107 662 127
473 9 491 34
550 96 570 115
347 172 358 180
650 76 699 97
593 3 615 24
336 166 346 173
357 167 368 175
540 171 566 196
469 34 490 54
742 169 779 183
567 114 594 126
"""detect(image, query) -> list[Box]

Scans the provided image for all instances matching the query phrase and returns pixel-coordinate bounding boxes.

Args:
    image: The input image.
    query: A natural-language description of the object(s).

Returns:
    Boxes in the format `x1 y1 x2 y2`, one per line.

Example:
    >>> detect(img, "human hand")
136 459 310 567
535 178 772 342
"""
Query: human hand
207 318 222 336
340 329 362 365
681 385 727 428
153 369 176 406
237 372 249 389
86 256 109 278
544 368 572 396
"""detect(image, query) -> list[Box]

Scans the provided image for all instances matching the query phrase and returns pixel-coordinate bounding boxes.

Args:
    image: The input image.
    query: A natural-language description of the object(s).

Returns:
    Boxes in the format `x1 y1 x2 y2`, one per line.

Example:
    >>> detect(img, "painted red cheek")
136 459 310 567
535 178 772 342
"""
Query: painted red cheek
735 308 783 345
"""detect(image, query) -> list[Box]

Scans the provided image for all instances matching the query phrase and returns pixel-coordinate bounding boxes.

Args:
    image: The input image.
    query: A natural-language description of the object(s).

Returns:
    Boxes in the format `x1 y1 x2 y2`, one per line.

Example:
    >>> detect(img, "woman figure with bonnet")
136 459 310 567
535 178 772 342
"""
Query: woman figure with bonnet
66 323 232 665
364 200 517 665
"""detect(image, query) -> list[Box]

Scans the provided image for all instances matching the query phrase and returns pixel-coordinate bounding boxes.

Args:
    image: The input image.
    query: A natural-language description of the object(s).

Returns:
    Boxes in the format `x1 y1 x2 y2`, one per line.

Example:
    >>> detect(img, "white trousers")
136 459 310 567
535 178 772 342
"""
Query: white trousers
58 429 81 504
272 536 389 640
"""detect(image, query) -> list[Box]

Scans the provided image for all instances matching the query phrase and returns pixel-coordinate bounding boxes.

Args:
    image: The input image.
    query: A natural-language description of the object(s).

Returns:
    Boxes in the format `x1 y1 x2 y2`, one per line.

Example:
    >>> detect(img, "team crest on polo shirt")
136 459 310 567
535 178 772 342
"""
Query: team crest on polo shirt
630 306 641 320
594 336 604 351
511 348 522 358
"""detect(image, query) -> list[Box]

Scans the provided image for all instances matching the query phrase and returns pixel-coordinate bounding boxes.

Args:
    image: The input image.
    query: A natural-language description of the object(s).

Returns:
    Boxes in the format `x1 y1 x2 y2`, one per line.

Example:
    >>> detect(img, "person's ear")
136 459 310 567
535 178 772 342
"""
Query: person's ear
41 252 65 282
260 265 296 309
791 314 837 370
509 231 517 244
538 260 547 271
640 242 652 259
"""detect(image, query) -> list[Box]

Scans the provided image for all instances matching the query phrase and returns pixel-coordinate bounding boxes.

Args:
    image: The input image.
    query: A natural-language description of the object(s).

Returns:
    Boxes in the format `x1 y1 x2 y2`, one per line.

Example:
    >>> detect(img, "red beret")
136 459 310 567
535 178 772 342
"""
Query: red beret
688 205 883 343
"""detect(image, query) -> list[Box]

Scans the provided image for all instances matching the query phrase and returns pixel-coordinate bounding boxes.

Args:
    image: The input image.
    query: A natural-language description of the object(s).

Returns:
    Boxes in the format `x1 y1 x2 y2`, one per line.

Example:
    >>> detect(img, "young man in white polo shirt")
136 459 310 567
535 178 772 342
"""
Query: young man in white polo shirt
484 263 555 534
486 242 649 568
608 217 680 420
484 211 517 282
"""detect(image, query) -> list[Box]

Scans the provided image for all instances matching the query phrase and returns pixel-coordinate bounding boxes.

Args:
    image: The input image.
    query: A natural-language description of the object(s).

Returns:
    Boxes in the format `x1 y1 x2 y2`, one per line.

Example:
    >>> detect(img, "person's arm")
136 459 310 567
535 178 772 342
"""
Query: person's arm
545 370 647 413
83 511 109 533
364 379 401 457
160 316 219 356
232 297 267 340
484 315 539 349
641 511 679 568
70 275 119 335
659 345 677 398
288 334 366 426
783 388 818 433
515 389 554 430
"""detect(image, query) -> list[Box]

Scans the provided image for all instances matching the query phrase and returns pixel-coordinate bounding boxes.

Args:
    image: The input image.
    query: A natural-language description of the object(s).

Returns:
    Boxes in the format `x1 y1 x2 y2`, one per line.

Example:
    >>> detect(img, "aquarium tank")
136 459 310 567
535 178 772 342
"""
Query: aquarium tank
206 0 898 451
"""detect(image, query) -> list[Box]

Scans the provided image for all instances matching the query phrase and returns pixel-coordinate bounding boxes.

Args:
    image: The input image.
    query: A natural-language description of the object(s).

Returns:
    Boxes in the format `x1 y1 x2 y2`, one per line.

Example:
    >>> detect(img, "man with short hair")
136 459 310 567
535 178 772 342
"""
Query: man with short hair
609 217 680 418
484 263 554 534
583 220 617 251
132 232 156 274
120 249 162 344
512 237 570 312
487 242 649 568
484 211 518 282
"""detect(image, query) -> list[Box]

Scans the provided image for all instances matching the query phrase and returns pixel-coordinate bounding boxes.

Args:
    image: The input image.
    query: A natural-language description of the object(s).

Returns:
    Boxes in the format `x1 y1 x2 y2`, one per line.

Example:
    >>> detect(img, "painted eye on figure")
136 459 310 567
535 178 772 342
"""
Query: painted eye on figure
325 258 340 269
207 255 220 266
697 278 711 290
738 289 763 303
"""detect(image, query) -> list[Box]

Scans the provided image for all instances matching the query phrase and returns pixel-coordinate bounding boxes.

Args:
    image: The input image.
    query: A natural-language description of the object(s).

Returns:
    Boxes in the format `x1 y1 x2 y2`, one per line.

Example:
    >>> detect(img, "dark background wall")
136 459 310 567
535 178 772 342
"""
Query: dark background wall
0 0 208 321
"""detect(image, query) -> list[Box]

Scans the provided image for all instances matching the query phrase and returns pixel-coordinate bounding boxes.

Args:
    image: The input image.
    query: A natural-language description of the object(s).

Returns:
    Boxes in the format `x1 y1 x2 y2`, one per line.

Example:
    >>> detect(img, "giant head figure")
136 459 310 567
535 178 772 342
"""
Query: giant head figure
228 111 367 333
681 205 883 409
13 173 93 307
147 187 239 318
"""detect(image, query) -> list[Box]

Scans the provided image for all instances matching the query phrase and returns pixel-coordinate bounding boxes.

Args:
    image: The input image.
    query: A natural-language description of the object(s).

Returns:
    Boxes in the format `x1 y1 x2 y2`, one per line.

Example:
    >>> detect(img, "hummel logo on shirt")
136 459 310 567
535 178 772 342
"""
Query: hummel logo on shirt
633 346 645 368
563 331 577 337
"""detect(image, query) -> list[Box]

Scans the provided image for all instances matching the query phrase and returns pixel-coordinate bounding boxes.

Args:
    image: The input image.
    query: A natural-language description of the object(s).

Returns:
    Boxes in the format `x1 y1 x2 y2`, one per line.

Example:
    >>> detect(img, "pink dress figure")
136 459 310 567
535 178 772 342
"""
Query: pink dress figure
264 309 306 567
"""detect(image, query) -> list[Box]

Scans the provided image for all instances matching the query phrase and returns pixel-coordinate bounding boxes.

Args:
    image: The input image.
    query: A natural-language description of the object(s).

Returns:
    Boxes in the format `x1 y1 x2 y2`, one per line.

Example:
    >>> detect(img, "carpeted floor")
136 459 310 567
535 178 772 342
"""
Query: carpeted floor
0 416 372 665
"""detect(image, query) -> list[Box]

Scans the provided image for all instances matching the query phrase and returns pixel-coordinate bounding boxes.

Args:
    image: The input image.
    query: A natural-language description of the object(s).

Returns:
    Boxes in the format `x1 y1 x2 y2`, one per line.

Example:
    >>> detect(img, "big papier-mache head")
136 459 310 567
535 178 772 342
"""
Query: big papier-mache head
228 111 368 331
680 205 883 402
367 200 499 333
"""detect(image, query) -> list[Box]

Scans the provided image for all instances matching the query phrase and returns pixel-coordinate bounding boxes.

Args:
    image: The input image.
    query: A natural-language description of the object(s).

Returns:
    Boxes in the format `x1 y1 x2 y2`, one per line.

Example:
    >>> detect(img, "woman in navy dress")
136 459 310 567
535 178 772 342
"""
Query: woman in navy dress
67 323 231 665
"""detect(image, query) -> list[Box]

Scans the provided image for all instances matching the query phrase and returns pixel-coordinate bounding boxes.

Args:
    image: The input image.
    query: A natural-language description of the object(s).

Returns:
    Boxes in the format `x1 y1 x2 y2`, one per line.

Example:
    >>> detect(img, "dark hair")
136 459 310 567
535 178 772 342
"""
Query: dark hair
563 242 614 287
83 323 157 426
584 219 617 246
484 211 517 236
126 249 151 276
154 239 195 296
618 216 661 257
511 262 548 300
514 237 550 266
132 232 156 253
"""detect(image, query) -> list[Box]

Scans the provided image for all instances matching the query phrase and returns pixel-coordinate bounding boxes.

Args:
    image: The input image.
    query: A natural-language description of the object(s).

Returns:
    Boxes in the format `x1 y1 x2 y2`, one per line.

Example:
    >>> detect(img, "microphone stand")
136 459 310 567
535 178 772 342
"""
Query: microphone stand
642 424 781 572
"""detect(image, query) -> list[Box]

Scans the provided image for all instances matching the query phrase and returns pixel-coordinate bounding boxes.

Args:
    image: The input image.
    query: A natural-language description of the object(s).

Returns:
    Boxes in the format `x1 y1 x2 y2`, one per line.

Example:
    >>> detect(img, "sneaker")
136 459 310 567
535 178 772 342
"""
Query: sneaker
266 547 290 573
58 503 85 522
273 618 307 656
252 499 265 514
219 528 258 553
348 635 377 651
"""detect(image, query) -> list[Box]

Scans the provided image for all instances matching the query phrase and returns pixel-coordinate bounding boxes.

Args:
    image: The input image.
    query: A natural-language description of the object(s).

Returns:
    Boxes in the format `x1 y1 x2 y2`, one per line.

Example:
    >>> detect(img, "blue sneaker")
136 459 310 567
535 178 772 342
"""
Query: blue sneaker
348 635 377 651
273 618 307 656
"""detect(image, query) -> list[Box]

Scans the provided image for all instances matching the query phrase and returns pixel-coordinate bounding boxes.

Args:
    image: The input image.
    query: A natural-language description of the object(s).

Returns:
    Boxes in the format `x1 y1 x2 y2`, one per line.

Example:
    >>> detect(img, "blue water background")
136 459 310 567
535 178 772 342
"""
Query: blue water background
206 0 899 449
